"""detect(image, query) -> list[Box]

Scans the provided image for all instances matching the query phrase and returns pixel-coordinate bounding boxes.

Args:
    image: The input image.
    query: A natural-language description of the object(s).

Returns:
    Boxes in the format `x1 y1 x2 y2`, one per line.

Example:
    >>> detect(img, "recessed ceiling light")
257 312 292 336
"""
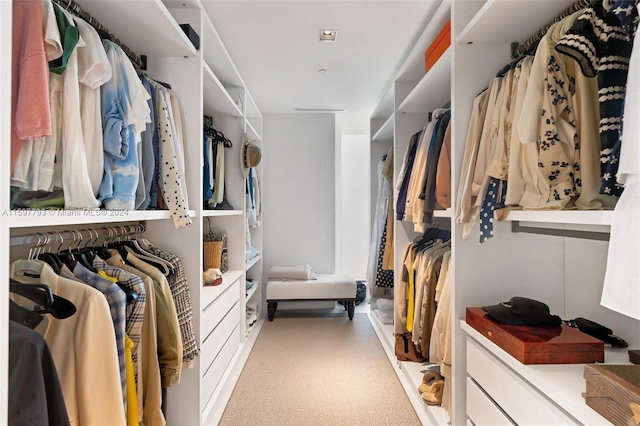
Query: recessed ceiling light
319 30 337 42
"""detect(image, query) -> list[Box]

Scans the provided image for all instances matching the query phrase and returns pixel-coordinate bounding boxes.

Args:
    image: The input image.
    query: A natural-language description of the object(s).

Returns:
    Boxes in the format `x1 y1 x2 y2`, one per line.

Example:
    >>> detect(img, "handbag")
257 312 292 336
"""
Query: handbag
395 333 426 362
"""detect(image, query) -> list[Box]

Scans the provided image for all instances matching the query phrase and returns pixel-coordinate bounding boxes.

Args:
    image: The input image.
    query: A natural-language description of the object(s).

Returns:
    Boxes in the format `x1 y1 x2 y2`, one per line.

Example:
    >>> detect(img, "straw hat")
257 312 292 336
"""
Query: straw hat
241 137 262 178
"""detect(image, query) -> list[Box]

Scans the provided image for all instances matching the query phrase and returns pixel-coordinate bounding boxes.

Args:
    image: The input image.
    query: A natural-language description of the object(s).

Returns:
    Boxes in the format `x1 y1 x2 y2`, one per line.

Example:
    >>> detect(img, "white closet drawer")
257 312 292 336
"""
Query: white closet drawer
201 300 240 380
466 377 514 426
201 279 240 337
201 323 240 408
467 338 577 425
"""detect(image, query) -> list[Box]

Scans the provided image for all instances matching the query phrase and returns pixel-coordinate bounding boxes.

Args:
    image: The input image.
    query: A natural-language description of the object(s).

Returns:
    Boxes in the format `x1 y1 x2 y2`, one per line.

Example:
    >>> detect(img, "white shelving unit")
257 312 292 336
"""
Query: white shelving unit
368 1 452 424
369 0 639 424
2 1 265 425
450 1 640 425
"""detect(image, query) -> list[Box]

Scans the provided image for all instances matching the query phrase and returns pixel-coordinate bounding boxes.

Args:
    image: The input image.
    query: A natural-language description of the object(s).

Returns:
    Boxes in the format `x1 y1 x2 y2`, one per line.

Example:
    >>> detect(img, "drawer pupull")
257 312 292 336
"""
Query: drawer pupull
487 331 492 337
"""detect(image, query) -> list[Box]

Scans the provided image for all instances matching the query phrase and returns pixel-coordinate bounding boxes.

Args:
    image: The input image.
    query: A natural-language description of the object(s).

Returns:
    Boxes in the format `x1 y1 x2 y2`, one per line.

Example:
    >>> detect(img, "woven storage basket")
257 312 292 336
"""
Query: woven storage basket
203 241 223 270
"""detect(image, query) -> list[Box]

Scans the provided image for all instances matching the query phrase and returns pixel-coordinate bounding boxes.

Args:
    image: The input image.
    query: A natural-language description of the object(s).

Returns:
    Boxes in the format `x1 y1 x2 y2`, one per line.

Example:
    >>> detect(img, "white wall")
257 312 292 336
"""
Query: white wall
338 135 370 280
262 113 336 279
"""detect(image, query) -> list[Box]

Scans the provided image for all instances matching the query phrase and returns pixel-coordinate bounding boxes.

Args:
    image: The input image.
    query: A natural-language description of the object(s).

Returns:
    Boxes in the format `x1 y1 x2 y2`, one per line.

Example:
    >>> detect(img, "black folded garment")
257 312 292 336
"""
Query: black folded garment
565 317 628 348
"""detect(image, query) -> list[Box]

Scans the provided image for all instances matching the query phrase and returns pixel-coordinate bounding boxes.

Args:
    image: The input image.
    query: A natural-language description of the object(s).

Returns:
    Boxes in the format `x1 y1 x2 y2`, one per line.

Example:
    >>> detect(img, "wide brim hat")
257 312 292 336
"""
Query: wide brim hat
241 136 261 178
482 296 562 328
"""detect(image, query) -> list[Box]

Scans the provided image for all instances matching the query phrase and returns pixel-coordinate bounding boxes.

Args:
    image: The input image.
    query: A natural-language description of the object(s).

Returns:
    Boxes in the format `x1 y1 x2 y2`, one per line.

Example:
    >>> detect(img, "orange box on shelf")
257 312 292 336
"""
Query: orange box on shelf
424 20 451 73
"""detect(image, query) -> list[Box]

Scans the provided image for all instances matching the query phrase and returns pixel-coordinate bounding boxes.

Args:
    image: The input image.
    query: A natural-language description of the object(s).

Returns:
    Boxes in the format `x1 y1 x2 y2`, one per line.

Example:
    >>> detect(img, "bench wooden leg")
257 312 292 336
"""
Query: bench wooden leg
267 301 277 321
346 301 354 320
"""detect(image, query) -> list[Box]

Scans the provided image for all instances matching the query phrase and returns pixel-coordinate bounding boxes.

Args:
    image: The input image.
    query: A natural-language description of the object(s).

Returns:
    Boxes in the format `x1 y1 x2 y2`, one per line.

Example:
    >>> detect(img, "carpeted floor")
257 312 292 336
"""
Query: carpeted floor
218 313 421 426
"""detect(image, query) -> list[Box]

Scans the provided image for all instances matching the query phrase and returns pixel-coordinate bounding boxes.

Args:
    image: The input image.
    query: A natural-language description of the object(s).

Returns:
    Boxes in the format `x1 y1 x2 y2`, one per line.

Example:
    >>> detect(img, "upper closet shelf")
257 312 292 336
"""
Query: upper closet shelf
6 209 198 228
245 120 261 142
78 0 197 57
502 210 613 226
371 114 394 142
203 63 243 117
396 0 450 83
397 47 451 114
201 7 244 88
163 0 199 8
202 209 243 218
457 0 576 45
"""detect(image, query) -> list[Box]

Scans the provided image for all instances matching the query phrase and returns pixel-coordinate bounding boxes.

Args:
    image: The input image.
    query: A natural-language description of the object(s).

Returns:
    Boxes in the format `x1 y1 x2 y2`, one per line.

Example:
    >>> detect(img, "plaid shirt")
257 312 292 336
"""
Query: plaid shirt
93 257 146 383
73 263 127 409
145 242 199 364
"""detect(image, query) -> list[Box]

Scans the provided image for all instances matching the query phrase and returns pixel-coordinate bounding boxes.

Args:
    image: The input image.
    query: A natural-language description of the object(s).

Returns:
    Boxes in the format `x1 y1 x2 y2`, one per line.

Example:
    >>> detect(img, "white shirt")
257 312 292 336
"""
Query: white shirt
601 25 640 320
76 18 112 196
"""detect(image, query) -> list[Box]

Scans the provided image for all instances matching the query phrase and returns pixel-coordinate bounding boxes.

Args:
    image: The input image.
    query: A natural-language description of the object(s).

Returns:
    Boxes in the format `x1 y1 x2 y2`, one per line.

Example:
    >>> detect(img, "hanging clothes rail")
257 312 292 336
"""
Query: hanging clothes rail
9 223 146 248
51 0 147 69
511 0 593 58
511 221 610 241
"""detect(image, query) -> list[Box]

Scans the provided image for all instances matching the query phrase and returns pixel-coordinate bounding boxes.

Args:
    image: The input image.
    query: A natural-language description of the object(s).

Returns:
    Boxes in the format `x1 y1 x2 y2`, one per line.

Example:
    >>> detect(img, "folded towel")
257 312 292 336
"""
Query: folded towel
268 264 318 280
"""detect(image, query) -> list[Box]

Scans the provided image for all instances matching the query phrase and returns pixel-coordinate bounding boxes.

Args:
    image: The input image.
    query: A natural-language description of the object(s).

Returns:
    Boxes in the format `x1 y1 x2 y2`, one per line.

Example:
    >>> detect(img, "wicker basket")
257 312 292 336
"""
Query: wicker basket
203 241 223 270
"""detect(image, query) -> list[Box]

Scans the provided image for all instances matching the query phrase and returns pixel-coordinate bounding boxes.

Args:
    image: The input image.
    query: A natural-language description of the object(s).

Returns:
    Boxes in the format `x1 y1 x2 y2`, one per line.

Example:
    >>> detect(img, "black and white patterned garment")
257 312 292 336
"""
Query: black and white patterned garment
145 242 200 364
375 213 394 288
555 0 634 196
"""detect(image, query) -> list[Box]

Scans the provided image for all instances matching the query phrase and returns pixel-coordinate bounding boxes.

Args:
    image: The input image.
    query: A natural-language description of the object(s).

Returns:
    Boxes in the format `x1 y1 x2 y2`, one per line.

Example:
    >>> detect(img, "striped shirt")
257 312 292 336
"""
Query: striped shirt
555 0 633 196
93 257 146 383
73 263 127 410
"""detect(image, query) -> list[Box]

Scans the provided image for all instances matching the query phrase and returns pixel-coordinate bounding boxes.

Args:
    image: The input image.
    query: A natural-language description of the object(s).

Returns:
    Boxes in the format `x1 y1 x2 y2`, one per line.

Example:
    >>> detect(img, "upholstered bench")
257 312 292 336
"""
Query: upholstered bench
266 273 357 321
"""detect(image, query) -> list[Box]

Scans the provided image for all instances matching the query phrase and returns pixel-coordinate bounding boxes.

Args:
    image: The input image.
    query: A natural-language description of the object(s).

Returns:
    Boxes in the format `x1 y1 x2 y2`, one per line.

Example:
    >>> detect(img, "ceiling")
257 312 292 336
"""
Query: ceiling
202 1 440 134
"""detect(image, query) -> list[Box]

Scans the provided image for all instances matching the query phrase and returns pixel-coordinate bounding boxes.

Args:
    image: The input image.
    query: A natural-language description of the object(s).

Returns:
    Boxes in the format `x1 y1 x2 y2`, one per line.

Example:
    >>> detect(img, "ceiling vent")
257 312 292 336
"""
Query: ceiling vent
294 108 346 113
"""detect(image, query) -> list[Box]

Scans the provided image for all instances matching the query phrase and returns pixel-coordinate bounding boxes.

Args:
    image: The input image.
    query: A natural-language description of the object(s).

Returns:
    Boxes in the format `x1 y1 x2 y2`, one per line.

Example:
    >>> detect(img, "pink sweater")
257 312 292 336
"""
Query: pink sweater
11 0 51 173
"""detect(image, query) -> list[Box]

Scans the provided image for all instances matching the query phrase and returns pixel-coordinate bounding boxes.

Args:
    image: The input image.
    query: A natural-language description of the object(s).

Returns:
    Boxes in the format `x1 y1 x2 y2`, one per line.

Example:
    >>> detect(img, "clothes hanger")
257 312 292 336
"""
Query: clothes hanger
10 281 77 320
32 232 62 275
122 224 175 275
58 229 80 270
75 228 98 273
95 227 139 303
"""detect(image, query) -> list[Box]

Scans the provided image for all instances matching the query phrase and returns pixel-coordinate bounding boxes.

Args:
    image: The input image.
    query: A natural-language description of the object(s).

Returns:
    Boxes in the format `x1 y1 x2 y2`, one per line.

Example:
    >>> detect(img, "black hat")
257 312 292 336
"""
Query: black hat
483 297 562 327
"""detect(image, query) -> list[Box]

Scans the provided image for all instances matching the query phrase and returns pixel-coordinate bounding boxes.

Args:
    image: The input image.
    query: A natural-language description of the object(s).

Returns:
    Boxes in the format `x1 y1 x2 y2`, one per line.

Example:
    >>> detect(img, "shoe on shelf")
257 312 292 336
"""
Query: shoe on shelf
417 370 443 394
421 378 445 406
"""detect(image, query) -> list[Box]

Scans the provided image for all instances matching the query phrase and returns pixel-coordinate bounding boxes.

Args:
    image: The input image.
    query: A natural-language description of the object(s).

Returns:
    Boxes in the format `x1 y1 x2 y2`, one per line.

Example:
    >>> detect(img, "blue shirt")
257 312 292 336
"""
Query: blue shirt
99 40 143 209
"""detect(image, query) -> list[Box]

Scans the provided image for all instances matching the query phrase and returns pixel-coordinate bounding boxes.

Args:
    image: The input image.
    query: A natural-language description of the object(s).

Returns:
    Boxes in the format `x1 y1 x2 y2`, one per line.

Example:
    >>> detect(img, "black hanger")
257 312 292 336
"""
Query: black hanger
118 282 139 304
93 243 139 304
58 251 78 270
10 282 54 309
38 253 62 275
137 70 172 89
215 130 233 148
9 282 76 319
118 240 173 276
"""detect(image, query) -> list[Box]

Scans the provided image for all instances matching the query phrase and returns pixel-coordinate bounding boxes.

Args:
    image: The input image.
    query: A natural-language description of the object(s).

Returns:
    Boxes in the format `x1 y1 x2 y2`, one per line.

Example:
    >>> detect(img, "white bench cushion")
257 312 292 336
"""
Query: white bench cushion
266 274 356 300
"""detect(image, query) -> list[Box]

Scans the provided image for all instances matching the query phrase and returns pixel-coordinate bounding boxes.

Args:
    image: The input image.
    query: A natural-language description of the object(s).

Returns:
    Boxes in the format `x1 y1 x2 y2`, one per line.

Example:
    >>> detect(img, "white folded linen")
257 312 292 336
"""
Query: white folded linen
268 264 318 280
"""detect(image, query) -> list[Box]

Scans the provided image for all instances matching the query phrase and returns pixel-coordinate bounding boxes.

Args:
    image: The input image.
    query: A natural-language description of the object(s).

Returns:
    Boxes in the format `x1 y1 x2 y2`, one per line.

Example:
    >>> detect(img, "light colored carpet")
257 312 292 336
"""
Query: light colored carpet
219 314 421 426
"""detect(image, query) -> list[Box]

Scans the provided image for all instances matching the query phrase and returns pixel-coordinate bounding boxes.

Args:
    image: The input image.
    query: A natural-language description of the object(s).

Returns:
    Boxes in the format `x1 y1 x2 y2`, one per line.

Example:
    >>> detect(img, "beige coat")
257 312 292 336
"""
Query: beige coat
11 260 125 426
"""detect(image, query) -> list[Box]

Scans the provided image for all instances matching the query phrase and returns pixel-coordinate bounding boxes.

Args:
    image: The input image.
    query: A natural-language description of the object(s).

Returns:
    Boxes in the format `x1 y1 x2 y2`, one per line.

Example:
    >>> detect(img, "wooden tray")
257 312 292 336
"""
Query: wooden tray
466 307 604 364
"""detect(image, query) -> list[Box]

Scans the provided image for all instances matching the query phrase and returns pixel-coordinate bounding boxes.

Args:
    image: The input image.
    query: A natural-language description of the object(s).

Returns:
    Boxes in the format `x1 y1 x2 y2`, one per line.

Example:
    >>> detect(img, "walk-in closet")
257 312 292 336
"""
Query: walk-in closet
4 0 640 425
